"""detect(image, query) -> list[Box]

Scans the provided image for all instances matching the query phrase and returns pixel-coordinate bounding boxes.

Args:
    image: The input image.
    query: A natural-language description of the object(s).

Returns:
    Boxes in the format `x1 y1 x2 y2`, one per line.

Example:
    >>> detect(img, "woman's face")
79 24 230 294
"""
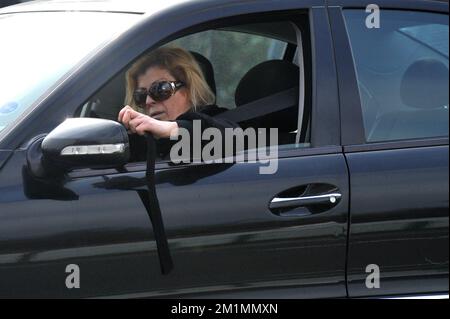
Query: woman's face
137 66 190 121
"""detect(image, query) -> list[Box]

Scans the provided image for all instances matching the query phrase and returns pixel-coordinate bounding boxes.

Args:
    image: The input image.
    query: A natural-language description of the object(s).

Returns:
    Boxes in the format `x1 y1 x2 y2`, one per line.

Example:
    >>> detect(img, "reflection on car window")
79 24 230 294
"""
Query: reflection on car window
344 10 449 142
0 12 140 134
399 24 449 57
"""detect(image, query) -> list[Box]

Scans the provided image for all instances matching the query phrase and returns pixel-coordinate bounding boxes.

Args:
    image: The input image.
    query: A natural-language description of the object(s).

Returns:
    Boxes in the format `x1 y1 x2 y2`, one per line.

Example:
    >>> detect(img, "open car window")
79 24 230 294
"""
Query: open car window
76 17 312 164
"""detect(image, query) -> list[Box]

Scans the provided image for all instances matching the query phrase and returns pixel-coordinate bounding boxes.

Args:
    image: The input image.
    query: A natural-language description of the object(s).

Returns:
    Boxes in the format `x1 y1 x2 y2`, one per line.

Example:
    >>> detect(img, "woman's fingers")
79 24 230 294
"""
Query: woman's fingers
127 108 142 120
118 105 133 122
127 116 177 138
134 122 150 136
128 116 146 134
120 110 174 138
118 105 142 123
117 107 173 138
119 107 144 130
122 109 132 129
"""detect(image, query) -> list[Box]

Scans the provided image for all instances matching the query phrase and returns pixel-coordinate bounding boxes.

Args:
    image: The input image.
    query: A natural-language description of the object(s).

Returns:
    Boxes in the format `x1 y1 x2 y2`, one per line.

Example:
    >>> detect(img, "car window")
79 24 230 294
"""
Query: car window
0 12 140 134
343 10 449 142
78 19 311 164
171 30 287 109
399 23 449 57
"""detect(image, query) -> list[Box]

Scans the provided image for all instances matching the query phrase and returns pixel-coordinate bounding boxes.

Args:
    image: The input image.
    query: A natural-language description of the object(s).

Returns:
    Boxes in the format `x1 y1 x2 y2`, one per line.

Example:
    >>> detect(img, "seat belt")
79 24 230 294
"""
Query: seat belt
216 87 298 123
137 134 173 275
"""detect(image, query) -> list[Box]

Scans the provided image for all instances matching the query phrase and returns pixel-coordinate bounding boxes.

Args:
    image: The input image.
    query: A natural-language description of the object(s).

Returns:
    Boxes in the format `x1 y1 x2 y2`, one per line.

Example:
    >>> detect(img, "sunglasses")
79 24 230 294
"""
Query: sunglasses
133 80 185 105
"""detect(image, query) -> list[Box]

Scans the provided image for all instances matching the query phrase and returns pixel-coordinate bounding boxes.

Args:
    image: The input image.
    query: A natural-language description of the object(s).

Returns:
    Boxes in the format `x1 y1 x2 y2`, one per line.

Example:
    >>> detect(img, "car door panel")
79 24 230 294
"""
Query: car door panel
0 150 350 298
345 146 449 296
152 153 349 298
0 150 159 298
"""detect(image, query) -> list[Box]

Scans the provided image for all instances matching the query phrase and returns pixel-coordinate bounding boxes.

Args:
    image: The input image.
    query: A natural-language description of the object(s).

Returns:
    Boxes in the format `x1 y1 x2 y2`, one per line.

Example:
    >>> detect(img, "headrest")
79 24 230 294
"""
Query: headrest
401 58 449 109
190 51 217 97
235 60 299 131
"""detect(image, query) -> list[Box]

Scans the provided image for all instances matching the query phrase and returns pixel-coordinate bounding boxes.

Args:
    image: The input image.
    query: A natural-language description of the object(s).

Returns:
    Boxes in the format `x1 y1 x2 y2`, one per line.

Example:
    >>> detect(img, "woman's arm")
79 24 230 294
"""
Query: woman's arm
118 105 240 161
118 105 179 138
175 108 239 137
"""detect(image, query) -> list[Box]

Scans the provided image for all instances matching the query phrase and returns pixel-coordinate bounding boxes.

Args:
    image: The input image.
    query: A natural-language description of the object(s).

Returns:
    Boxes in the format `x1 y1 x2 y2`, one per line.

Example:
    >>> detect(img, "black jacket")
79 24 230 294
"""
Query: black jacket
128 105 239 162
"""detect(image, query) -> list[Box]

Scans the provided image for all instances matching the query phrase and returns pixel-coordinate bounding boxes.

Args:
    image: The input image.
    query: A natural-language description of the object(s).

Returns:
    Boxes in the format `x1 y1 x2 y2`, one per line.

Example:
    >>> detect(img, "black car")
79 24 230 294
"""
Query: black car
0 0 31 9
0 0 448 299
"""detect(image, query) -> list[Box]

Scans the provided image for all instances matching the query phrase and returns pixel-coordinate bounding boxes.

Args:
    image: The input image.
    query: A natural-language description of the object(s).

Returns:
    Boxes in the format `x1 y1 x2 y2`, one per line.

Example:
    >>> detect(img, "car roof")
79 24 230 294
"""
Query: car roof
2 0 447 15
0 0 191 15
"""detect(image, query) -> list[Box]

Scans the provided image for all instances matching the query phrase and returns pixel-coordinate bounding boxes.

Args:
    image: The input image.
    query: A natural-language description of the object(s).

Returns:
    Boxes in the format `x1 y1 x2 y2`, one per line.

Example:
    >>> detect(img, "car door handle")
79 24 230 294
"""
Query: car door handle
269 193 342 210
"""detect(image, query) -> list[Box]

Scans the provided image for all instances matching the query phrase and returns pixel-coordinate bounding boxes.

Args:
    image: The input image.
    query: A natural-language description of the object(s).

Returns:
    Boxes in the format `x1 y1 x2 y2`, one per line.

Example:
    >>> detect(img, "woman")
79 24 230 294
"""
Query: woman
118 46 238 160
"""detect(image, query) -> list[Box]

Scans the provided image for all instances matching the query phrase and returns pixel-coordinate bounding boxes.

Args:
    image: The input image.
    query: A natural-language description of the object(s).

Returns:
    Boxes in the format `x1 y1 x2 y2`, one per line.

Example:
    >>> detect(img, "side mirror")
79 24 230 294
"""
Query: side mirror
38 118 129 174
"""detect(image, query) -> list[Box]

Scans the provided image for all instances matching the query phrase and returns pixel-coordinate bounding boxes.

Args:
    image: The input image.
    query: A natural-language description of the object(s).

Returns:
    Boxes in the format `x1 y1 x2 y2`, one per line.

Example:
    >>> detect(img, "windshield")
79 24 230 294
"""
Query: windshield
0 11 140 133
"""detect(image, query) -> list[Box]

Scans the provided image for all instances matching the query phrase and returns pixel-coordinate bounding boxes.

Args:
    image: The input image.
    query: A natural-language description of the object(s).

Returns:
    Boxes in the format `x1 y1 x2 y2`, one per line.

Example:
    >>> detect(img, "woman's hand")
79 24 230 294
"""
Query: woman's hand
118 105 178 138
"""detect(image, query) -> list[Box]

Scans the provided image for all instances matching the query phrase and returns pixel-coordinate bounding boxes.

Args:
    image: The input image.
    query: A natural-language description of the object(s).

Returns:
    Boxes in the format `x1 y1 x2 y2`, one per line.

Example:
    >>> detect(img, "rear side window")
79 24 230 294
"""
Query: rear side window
343 10 449 142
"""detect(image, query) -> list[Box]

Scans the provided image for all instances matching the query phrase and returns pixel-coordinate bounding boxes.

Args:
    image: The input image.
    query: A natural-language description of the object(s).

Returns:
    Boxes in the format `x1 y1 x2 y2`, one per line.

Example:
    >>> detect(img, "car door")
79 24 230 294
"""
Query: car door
0 0 349 298
103 4 348 298
329 0 449 297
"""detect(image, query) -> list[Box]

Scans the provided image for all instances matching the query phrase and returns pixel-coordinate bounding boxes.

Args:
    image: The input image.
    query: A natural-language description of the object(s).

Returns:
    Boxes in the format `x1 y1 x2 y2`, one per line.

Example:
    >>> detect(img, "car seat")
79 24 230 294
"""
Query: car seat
368 58 449 142
234 59 300 145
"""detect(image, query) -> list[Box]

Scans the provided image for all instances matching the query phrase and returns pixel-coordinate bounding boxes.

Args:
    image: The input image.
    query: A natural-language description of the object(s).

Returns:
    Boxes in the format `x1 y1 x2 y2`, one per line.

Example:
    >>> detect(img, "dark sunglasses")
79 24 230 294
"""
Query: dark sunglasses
133 80 185 105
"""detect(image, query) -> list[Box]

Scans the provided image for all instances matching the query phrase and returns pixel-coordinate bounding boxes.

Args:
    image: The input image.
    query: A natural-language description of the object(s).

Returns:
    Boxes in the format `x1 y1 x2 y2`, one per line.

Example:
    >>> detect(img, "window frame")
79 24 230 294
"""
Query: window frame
328 2 449 150
130 15 315 167
133 8 339 168
64 5 342 177
80 8 339 170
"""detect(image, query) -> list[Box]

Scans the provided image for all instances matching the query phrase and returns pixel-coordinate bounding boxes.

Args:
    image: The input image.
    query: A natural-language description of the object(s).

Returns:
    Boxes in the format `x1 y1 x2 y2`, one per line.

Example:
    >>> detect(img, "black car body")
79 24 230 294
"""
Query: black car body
0 0 31 9
0 0 448 298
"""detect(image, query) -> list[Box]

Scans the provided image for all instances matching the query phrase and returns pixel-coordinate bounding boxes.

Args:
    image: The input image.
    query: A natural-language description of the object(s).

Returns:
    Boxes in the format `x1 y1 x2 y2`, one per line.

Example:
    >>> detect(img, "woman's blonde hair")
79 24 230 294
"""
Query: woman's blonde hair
125 46 215 111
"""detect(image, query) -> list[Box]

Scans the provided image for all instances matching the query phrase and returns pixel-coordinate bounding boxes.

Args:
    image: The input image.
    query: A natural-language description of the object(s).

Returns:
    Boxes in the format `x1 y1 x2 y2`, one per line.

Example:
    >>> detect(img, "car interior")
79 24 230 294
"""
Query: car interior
75 18 311 162
368 58 449 141
345 13 449 142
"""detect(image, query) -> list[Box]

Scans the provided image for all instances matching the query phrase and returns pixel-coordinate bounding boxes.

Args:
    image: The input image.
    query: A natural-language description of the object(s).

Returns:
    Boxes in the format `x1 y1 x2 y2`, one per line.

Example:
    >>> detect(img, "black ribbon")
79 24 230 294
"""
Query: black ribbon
137 134 173 275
